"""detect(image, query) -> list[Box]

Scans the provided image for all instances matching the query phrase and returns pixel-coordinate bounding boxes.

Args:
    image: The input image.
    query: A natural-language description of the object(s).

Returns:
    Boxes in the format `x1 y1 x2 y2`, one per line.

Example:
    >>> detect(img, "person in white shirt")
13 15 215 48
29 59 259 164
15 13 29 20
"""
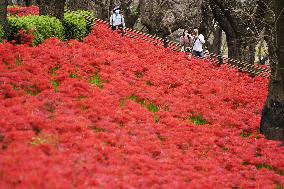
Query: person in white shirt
110 6 125 34
192 27 205 58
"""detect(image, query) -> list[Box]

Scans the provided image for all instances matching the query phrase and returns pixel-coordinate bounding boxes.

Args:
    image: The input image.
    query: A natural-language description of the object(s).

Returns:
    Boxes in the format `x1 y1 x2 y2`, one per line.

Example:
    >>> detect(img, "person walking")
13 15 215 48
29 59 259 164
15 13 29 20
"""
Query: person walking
110 6 126 35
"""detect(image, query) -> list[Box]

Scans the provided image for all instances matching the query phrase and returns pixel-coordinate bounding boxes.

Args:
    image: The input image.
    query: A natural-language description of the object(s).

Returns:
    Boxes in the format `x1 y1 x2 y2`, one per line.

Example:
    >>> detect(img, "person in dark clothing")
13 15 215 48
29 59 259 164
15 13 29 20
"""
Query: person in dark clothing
24 0 31 6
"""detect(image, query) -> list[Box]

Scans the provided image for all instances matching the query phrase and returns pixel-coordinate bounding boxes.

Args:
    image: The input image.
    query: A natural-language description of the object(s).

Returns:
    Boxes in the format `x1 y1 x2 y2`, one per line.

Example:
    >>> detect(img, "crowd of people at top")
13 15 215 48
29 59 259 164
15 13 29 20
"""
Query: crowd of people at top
109 6 206 58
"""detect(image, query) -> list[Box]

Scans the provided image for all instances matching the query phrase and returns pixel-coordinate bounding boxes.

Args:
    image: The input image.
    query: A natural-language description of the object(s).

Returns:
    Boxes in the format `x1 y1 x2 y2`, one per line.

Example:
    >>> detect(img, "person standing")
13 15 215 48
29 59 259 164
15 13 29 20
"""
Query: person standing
192 27 205 58
180 29 193 52
109 6 125 34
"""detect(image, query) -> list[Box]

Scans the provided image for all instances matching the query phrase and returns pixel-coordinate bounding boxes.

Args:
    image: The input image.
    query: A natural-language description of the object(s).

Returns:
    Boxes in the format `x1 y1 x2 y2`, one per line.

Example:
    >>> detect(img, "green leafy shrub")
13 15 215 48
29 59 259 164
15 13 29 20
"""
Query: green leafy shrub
8 15 64 45
63 10 95 40
73 10 95 33
63 12 87 40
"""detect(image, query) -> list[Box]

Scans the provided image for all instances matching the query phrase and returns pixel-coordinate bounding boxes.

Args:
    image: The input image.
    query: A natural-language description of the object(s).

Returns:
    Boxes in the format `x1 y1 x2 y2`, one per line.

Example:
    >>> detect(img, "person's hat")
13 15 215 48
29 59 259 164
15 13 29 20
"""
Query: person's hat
113 6 120 12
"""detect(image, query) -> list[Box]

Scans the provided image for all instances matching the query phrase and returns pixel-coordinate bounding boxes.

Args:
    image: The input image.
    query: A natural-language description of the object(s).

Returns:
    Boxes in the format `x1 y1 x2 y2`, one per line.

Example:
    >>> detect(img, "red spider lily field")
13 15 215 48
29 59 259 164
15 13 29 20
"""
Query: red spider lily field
7 6 39 17
0 19 284 189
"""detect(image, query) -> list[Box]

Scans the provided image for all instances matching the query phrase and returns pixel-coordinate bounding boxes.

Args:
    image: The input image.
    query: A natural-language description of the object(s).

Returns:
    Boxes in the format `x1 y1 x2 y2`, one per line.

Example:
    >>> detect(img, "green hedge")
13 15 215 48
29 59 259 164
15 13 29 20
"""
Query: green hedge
63 12 87 40
63 10 95 40
74 10 96 33
6 10 95 45
8 15 64 45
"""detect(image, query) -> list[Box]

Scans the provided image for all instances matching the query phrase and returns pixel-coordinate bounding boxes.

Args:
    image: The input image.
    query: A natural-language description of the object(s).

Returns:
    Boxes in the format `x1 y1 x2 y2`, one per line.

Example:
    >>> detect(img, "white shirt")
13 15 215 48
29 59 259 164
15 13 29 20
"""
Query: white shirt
192 34 205 52
110 14 125 27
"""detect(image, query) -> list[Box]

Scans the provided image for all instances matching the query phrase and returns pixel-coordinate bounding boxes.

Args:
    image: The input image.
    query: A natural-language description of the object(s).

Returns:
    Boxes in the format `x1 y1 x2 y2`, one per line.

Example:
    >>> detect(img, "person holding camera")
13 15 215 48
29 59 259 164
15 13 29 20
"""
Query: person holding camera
180 29 193 52
192 27 205 58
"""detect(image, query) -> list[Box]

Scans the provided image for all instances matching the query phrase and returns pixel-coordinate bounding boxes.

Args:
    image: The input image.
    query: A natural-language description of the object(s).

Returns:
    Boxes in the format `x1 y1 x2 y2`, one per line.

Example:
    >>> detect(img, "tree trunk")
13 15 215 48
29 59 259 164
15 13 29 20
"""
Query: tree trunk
260 0 284 142
39 0 66 20
212 26 222 55
66 0 96 12
208 0 262 65
0 0 10 40
139 0 202 37
248 42 256 65
209 0 241 62
120 0 140 28
258 39 264 64
226 35 243 63
94 0 115 21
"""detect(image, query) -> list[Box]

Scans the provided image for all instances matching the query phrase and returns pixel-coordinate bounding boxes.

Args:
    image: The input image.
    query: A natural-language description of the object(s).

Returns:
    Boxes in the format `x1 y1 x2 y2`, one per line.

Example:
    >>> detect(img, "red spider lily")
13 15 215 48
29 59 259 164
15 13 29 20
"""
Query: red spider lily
8 6 39 17
0 23 283 189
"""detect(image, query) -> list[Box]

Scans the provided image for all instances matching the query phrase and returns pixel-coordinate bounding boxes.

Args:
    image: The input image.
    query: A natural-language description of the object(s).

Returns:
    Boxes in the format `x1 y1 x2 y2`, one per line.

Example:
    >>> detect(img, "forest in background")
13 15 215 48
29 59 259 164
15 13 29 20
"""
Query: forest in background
6 0 275 65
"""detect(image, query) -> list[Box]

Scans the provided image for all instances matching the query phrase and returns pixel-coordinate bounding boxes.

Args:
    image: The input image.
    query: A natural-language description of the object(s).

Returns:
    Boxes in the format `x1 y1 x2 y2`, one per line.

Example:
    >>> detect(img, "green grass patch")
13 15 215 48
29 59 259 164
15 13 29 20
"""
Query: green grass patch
15 55 22 66
51 80 59 92
11 83 19 91
242 161 284 176
69 72 78 78
256 164 274 171
78 95 87 100
123 94 160 123
24 85 41 96
89 126 106 133
30 136 47 146
30 134 58 146
153 115 160 123
128 94 159 113
147 103 159 113
240 131 252 139
241 161 250 166
119 99 126 108
256 164 284 176
89 73 103 89
48 65 60 76
189 115 208 126
128 94 138 101
134 71 144 78
275 183 283 189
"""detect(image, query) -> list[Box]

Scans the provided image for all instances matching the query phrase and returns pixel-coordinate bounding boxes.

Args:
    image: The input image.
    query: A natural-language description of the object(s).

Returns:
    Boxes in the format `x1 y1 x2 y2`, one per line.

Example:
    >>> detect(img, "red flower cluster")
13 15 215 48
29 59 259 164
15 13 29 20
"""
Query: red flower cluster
11 29 34 46
7 6 39 17
0 23 283 189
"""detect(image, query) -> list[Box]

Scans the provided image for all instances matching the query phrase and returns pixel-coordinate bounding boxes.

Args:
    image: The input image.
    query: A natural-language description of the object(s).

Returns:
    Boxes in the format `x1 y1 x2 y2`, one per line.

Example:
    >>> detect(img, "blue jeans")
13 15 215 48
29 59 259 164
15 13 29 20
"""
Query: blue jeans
192 50 204 58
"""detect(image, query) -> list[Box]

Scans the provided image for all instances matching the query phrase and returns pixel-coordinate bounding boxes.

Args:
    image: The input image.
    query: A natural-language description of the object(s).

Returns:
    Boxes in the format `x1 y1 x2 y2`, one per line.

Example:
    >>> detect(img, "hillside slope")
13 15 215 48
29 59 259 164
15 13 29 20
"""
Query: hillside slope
0 23 283 188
